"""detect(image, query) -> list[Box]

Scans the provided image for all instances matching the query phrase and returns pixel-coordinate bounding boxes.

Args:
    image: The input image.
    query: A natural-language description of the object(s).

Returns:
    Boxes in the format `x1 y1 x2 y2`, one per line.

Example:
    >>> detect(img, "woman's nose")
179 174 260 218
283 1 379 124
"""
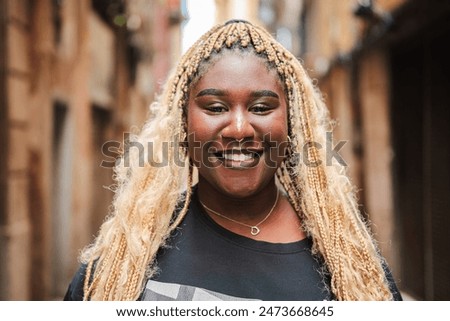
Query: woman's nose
220 110 255 142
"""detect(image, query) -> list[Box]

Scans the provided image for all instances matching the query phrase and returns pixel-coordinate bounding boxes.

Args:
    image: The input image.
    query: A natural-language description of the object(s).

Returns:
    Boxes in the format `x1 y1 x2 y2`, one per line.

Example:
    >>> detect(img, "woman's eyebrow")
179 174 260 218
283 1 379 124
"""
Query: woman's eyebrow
195 88 279 98
195 88 226 97
250 90 279 99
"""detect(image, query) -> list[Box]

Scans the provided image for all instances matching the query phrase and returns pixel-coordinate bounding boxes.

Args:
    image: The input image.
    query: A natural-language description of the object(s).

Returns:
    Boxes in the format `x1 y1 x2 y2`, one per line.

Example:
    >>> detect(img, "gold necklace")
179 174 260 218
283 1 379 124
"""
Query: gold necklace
199 190 280 236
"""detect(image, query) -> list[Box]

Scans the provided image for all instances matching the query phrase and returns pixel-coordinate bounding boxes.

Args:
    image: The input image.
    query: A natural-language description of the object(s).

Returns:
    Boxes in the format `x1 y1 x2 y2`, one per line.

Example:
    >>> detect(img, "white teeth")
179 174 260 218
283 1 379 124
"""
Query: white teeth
223 153 253 161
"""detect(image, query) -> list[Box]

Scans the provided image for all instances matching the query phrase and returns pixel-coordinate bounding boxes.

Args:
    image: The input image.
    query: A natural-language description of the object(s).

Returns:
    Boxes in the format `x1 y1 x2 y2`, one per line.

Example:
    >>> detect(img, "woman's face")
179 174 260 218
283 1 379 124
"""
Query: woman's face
187 52 288 198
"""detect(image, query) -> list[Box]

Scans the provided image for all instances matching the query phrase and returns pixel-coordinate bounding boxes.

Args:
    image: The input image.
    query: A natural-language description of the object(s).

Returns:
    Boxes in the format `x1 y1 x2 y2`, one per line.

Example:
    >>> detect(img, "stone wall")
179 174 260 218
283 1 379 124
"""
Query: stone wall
0 0 182 300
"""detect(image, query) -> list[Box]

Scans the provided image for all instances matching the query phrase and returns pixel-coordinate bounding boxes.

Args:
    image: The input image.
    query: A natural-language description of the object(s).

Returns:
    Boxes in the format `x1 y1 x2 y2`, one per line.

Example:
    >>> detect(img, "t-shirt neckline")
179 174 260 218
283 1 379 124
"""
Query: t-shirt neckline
190 187 312 254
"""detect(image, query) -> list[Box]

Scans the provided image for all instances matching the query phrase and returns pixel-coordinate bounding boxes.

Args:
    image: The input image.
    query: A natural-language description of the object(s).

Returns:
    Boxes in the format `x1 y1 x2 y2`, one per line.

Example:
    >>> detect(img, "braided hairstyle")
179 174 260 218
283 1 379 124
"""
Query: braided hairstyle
80 20 393 301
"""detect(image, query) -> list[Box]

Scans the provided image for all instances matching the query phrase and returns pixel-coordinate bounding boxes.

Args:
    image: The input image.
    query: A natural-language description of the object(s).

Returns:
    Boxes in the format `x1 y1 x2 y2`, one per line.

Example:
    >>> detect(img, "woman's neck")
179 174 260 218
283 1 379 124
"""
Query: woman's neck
197 178 279 223
196 178 305 243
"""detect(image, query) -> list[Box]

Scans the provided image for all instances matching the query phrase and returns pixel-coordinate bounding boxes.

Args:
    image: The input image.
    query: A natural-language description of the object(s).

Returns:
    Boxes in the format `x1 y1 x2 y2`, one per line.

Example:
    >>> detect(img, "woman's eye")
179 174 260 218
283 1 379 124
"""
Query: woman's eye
251 105 272 114
206 105 227 113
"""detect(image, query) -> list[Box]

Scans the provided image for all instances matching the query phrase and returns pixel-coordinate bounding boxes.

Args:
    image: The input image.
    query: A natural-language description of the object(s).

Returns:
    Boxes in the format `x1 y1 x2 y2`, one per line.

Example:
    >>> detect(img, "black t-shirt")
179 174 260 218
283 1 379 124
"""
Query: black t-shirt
64 189 402 301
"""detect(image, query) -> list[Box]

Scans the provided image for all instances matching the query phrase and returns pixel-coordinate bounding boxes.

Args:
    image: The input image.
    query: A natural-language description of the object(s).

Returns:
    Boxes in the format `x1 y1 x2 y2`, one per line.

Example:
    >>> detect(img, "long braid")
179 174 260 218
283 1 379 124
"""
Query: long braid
297 79 347 298
169 163 194 233
102 235 127 300
276 163 300 213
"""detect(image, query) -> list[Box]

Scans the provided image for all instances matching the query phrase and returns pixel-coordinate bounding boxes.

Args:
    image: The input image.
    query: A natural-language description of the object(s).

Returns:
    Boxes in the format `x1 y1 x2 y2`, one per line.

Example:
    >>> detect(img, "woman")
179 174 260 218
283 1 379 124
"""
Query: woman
64 20 402 301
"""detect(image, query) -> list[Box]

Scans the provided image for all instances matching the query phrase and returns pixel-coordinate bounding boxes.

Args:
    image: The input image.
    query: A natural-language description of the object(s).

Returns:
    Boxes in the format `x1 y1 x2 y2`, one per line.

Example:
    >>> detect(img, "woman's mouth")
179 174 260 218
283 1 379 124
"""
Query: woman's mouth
213 149 263 169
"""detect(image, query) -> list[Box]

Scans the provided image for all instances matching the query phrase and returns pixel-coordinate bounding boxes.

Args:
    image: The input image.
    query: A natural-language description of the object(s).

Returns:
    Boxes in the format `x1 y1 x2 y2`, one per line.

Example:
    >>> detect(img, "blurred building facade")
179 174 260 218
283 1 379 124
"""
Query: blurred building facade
259 0 450 300
0 0 183 300
1 0 449 301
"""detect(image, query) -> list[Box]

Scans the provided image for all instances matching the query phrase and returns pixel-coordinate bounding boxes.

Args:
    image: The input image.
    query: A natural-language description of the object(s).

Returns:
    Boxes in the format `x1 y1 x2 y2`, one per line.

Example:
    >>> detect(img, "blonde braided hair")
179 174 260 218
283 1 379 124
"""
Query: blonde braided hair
80 20 393 301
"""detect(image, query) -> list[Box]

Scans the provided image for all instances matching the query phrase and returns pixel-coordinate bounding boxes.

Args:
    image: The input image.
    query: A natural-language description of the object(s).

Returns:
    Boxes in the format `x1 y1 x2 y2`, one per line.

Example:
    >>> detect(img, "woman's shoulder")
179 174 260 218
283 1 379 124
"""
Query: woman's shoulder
382 261 403 301
63 263 88 301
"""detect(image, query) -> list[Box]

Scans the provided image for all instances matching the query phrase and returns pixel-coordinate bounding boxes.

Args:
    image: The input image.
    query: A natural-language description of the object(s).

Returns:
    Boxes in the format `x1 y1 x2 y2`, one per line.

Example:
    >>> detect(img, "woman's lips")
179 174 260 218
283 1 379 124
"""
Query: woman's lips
213 149 263 169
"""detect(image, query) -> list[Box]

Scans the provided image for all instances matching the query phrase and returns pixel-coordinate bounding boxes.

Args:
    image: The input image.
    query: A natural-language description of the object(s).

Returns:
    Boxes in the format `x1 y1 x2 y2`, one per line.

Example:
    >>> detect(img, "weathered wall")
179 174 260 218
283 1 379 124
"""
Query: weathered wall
0 0 182 300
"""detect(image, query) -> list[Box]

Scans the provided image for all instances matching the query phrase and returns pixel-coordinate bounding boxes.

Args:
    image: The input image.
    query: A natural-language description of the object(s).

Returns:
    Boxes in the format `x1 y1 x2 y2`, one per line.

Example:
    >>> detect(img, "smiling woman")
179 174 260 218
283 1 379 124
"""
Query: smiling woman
64 20 402 301
188 52 301 244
